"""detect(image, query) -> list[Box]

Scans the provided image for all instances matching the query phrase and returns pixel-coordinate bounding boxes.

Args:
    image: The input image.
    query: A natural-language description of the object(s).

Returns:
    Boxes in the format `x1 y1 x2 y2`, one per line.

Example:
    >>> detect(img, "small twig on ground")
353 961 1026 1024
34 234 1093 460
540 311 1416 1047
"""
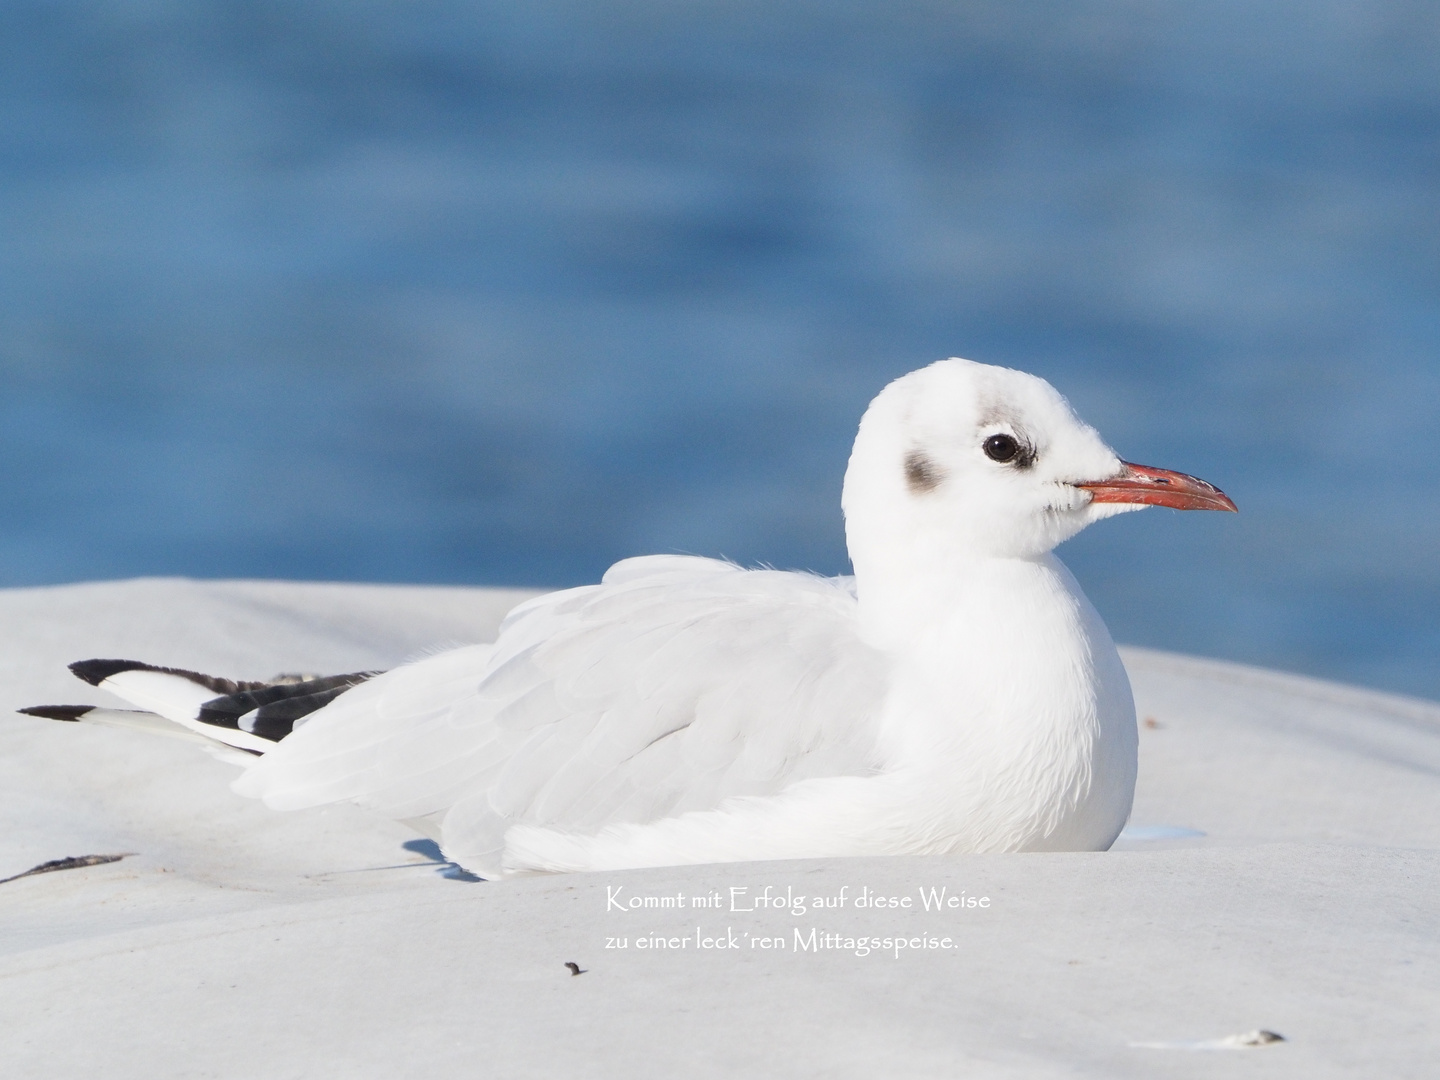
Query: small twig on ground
0 853 134 886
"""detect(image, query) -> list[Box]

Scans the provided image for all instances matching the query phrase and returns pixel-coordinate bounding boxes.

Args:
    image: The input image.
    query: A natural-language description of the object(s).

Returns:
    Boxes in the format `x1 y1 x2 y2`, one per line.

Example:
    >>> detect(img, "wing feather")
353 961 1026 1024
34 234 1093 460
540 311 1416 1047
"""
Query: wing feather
236 555 890 845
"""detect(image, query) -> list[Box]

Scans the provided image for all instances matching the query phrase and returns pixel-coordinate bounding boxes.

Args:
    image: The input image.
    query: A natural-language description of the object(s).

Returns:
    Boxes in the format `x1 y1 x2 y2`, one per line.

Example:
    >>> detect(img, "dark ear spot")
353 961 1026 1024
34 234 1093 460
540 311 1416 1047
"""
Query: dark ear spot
904 450 943 493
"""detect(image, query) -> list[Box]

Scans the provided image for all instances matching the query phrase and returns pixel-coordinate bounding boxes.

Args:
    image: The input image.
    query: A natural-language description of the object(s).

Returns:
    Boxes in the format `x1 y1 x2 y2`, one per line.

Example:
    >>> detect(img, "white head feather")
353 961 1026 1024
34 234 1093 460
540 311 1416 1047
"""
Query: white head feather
842 358 1143 645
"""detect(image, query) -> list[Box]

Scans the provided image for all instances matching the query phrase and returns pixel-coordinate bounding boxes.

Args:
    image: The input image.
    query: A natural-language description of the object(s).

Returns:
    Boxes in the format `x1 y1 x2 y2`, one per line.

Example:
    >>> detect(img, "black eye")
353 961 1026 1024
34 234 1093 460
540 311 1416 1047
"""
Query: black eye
983 434 1020 463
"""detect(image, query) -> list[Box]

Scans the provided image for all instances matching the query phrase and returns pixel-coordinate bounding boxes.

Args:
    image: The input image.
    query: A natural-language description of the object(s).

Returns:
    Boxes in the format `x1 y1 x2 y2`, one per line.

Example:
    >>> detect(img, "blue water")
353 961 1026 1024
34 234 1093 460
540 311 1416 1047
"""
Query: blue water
2 2 1438 697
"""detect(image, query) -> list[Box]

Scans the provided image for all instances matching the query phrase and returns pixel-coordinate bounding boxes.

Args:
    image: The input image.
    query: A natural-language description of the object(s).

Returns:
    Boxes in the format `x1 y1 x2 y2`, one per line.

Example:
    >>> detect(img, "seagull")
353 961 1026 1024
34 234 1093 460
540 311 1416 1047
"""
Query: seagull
21 359 1235 877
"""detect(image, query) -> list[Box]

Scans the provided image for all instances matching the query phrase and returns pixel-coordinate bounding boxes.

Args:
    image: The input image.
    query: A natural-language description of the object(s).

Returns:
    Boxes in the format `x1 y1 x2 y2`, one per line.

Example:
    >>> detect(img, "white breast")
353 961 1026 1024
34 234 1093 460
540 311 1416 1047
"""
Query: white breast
867 554 1137 854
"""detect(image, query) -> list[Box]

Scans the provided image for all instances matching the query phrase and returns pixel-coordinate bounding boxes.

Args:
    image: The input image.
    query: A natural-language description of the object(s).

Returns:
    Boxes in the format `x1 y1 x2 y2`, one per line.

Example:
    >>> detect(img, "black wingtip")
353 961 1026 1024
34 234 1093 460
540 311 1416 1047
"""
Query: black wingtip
69 659 151 687
18 705 95 722
66 659 261 698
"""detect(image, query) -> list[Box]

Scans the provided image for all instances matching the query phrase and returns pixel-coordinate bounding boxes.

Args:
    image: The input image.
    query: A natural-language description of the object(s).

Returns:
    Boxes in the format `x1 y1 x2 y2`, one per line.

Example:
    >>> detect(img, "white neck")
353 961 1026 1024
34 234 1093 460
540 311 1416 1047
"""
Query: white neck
856 549 1093 735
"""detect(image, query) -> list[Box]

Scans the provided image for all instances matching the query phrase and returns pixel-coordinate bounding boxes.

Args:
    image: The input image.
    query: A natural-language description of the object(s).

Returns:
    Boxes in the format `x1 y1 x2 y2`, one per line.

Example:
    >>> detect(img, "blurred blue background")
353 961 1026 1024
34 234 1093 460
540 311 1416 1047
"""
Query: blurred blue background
2 1 1438 696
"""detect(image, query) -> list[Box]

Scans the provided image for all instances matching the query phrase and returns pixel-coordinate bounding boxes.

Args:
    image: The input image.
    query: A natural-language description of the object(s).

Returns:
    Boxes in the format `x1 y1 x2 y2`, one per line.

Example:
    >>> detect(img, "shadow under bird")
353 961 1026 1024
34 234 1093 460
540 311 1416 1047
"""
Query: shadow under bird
22 359 1236 878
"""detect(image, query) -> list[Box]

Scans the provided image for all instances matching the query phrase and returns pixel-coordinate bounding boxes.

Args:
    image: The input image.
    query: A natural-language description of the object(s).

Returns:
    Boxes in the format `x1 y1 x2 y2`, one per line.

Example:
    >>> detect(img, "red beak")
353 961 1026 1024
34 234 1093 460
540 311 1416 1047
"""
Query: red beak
1078 462 1237 512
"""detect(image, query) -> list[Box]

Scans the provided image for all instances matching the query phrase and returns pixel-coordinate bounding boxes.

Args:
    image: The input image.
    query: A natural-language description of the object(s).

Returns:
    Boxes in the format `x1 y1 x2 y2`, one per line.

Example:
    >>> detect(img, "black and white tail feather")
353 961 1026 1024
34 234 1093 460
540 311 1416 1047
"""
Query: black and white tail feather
20 660 377 763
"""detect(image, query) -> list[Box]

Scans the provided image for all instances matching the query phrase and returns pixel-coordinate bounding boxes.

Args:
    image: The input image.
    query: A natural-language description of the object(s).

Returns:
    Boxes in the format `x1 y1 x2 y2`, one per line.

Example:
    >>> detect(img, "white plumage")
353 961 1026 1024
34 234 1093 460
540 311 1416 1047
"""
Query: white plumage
39 358 1236 877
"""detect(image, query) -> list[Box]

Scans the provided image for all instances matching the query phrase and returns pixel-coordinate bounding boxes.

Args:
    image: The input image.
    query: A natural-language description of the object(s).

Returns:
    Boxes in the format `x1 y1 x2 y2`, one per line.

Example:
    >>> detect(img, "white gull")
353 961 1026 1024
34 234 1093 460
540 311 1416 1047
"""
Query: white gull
24 359 1235 877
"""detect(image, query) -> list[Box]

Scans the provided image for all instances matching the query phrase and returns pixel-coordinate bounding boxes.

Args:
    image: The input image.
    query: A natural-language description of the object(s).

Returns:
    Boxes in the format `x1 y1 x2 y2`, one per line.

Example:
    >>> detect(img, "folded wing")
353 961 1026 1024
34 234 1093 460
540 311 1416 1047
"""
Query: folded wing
234 556 890 871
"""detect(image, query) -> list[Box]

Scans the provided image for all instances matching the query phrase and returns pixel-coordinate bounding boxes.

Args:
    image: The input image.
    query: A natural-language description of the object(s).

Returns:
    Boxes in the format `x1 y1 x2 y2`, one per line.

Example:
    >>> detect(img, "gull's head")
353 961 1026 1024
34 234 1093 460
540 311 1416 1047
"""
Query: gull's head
842 359 1235 567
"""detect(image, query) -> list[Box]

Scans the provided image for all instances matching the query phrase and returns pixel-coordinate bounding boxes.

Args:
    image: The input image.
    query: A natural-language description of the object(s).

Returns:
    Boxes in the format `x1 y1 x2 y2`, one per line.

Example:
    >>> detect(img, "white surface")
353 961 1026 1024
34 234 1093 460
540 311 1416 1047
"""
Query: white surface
1 578 1436 1078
